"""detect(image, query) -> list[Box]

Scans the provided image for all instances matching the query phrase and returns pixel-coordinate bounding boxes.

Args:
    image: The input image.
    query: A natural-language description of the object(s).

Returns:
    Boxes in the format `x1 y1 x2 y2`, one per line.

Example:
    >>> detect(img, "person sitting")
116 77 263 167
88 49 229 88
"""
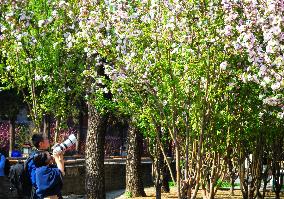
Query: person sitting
33 151 64 199
11 145 23 158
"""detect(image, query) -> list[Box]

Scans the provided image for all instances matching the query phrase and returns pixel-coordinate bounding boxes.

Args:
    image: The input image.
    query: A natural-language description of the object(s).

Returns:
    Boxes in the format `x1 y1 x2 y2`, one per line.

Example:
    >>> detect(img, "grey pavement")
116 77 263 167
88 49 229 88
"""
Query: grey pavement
62 190 125 199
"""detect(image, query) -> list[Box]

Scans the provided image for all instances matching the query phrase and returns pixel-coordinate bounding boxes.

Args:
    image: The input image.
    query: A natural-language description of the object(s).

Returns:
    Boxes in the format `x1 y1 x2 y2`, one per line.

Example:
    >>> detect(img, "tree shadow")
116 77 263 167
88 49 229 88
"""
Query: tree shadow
106 189 125 199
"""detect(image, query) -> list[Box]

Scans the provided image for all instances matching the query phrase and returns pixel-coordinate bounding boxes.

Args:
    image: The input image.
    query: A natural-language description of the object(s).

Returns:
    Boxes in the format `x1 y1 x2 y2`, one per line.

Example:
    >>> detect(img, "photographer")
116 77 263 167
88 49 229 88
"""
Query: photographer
33 151 64 199
27 133 75 199
27 134 50 199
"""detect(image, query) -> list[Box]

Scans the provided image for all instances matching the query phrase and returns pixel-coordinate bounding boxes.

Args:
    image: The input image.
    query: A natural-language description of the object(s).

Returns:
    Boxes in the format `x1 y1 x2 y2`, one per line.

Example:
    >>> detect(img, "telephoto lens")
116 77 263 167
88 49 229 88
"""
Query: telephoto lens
53 134 77 154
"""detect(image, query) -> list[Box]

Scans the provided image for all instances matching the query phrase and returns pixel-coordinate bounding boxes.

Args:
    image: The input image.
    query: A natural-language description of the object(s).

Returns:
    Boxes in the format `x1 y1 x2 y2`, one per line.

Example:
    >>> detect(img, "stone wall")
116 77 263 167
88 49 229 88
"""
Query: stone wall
63 158 153 195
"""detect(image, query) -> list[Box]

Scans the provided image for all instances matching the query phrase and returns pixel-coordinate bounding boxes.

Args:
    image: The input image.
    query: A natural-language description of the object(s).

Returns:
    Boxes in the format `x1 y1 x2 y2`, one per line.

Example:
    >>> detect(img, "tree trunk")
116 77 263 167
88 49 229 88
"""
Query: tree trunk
156 182 162 199
46 114 51 140
250 140 263 199
43 114 48 138
126 123 146 197
226 146 236 196
158 127 170 193
239 157 248 199
85 103 108 199
155 148 163 199
154 129 164 199
9 118 16 157
175 144 181 199
155 127 173 193
54 117 61 143
161 158 170 193
261 164 269 199
191 125 206 199
230 175 235 196
76 111 84 153
271 138 283 199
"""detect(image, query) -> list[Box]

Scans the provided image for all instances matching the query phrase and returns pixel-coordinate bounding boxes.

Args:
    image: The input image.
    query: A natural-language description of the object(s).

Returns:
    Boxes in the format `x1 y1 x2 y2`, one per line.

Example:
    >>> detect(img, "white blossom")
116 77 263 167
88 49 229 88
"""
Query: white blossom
6 65 12 71
220 61 228 70
35 75 41 81
271 82 281 91
38 20 45 27
103 87 109 93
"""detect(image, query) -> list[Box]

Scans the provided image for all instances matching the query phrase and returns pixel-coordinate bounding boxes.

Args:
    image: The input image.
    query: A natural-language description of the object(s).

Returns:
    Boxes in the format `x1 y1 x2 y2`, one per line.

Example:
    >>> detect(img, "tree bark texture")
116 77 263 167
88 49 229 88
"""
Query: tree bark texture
54 118 61 143
46 114 51 140
157 126 170 194
239 155 249 199
154 139 163 199
155 151 162 199
272 137 283 199
126 124 146 197
250 138 264 199
43 115 47 137
86 103 108 199
9 119 15 157
76 111 84 152
161 158 170 193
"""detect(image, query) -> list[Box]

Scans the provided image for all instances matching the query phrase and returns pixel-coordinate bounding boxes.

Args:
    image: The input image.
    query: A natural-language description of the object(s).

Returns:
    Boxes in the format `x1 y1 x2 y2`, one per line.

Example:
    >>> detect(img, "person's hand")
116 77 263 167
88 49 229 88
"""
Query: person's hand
49 153 55 164
51 143 60 151
52 152 65 175
52 143 66 156
53 152 63 161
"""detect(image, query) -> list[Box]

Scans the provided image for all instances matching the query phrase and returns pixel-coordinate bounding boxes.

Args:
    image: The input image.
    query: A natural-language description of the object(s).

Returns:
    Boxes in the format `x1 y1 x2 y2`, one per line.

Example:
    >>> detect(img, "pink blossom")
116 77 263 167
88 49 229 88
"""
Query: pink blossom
223 25 233 36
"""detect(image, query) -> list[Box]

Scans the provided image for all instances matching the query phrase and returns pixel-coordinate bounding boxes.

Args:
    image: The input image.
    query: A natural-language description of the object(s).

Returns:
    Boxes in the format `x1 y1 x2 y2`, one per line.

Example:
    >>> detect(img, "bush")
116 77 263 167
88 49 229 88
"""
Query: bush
217 180 231 188
168 181 175 187
125 191 132 198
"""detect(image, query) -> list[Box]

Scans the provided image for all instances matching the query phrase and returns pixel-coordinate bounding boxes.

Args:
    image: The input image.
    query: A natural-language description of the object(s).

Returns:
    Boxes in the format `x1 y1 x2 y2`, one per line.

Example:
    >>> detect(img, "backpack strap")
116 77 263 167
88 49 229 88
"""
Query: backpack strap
24 156 34 169
23 150 43 178
24 150 42 166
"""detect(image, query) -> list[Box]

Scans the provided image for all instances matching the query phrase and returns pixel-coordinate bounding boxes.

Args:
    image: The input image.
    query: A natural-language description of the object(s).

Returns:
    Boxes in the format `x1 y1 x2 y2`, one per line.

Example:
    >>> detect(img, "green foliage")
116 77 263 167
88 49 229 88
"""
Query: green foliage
125 191 133 198
216 180 240 188
15 124 31 149
216 180 231 188
168 181 175 188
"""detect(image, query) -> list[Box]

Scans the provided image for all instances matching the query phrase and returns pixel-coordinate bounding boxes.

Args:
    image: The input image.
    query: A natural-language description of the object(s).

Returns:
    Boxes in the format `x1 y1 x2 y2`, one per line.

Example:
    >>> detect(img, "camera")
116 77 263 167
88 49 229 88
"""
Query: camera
52 134 77 154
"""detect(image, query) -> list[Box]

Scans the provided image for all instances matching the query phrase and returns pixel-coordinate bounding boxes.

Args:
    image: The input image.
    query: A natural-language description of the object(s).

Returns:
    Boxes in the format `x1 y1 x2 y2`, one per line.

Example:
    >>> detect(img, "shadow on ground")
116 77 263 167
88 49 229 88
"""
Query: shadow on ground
62 190 125 199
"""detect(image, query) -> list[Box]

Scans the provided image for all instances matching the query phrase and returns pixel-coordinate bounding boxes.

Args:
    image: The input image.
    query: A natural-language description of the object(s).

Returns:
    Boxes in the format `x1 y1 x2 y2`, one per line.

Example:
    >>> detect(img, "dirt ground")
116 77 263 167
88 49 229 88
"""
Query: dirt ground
63 187 284 199
123 187 284 199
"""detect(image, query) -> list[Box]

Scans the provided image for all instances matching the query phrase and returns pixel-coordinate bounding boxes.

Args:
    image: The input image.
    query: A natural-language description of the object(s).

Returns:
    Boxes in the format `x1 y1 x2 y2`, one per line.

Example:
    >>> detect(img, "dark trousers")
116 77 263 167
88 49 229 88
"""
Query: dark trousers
30 186 38 199
0 176 10 198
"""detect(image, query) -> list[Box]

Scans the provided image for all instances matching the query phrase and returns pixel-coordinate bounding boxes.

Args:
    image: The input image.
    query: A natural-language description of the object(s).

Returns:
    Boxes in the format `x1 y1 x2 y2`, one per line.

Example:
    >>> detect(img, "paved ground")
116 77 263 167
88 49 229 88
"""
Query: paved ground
4 175 283 199
62 190 125 199
1 175 126 199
